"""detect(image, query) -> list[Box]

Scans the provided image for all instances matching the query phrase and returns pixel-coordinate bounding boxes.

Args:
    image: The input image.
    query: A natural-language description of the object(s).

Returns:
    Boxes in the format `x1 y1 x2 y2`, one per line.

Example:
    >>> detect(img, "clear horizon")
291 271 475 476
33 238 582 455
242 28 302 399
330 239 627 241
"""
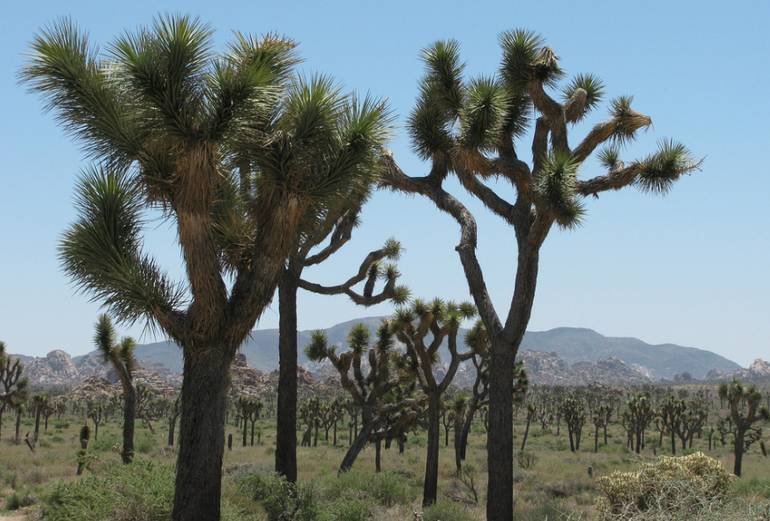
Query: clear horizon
1 0 768 366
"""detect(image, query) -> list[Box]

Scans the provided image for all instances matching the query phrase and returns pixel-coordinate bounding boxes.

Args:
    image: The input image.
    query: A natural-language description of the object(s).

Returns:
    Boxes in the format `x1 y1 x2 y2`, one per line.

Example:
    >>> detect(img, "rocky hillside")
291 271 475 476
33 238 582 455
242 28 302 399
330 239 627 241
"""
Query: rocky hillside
123 318 738 380
706 359 770 382
11 317 743 388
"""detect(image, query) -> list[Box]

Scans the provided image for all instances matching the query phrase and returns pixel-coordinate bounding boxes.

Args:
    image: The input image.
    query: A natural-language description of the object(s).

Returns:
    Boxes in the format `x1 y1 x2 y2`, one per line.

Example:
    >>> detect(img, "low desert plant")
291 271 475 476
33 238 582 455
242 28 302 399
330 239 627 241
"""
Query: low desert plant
596 452 734 519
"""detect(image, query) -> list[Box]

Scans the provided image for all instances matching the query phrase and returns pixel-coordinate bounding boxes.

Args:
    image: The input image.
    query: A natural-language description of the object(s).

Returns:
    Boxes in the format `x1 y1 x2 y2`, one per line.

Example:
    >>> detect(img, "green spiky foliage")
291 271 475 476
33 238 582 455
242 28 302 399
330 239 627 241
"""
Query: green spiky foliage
719 379 770 476
0 341 29 440
22 15 395 518
383 30 699 519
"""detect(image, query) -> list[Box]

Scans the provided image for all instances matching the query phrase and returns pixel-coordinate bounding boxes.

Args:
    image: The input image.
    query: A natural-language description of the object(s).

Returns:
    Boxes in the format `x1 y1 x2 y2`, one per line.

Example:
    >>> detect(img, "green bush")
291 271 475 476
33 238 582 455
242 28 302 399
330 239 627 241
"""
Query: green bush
422 501 474 521
239 472 317 521
318 498 372 521
317 470 413 507
43 460 245 521
6 492 36 510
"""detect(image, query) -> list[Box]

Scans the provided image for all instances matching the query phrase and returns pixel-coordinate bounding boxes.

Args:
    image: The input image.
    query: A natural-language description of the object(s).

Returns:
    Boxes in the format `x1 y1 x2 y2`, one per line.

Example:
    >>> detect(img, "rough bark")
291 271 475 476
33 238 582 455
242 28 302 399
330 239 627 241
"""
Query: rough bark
121 387 136 464
423 393 441 507
340 415 374 472
171 346 233 521
275 271 299 483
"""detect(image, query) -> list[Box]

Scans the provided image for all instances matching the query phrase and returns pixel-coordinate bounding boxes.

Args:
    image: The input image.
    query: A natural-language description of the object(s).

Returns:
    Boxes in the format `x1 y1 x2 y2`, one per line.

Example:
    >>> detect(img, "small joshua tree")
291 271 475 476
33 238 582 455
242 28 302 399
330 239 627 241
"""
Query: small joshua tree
592 404 612 453
94 314 137 463
561 395 586 452
391 298 477 507
719 379 770 476
0 341 28 440
32 394 48 443
305 321 410 471
623 394 655 454
167 395 181 447
658 394 686 455
76 423 91 475
520 402 537 451
87 399 104 441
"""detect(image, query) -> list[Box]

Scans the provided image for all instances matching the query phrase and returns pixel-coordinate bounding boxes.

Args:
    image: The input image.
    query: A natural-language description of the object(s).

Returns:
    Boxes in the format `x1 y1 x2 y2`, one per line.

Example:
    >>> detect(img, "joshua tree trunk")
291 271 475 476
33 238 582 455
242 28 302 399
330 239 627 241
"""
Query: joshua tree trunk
14 408 21 444
521 414 532 451
122 387 136 464
423 393 441 507
594 425 600 453
734 431 745 476
339 413 374 473
168 416 178 447
275 272 298 482
375 438 382 473
486 249 539 521
172 346 233 521
33 405 42 443
458 398 478 462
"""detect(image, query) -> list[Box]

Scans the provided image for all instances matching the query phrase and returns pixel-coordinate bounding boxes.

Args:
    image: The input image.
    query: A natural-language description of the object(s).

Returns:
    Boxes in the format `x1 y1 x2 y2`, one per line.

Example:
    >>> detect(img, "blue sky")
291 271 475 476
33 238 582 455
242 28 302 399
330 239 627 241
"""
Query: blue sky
1 0 768 365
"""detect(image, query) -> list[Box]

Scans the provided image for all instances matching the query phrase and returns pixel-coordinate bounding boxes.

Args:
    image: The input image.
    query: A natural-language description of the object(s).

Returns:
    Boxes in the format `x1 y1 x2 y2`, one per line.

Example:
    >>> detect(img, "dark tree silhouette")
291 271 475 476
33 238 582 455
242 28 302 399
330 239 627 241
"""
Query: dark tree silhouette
719 379 769 476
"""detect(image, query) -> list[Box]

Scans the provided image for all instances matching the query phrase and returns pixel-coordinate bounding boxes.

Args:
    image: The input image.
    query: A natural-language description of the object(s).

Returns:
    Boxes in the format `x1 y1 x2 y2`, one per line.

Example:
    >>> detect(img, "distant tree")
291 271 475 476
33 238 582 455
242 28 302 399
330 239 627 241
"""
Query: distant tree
32 394 48 443
719 379 769 476
87 399 104 441
623 394 655 454
561 395 586 452
658 394 686 454
0 341 28 440
381 30 698 521
391 298 477 507
592 404 612 453
94 314 137 463
166 395 181 447
306 322 412 471
23 16 392 520
520 403 536 451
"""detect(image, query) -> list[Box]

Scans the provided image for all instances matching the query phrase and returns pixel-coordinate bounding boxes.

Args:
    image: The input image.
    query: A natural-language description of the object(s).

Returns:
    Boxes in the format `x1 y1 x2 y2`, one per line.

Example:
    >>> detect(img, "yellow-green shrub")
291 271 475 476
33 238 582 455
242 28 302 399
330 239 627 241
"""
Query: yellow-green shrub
596 452 734 519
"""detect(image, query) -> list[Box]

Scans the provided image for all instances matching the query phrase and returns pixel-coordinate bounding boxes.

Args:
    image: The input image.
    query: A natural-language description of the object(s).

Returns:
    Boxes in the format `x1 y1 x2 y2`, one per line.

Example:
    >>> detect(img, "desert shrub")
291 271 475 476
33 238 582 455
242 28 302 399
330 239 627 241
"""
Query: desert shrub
732 476 770 499
318 498 372 521
596 452 734 519
6 492 36 510
239 472 317 521
318 470 413 507
516 500 580 520
422 501 474 521
135 433 156 454
517 451 537 469
43 460 245 521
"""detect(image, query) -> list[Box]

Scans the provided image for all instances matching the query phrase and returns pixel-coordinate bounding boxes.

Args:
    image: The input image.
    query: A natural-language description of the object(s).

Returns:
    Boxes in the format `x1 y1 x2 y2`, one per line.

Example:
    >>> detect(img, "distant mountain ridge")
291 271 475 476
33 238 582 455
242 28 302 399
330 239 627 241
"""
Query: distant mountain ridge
12 317 741 388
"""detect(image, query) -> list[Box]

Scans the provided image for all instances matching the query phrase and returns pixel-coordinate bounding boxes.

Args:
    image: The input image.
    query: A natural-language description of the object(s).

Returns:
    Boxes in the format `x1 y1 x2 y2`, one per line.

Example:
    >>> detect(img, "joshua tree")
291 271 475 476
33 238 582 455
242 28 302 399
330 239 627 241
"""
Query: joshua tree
624 394 655 454
719 379 770 476
381 31 698 520
678 398 708 450
658 394 685 454
520 402 536 451
87 400 104 441
391 298 477 507
561 395 586 452
0 341 28 439
23 16 391 519
166 395 181 447
305 321 411 471
276 223 407 482
94 314 137 463
32 394 48 443
76 424 91 475
592 404 612 453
